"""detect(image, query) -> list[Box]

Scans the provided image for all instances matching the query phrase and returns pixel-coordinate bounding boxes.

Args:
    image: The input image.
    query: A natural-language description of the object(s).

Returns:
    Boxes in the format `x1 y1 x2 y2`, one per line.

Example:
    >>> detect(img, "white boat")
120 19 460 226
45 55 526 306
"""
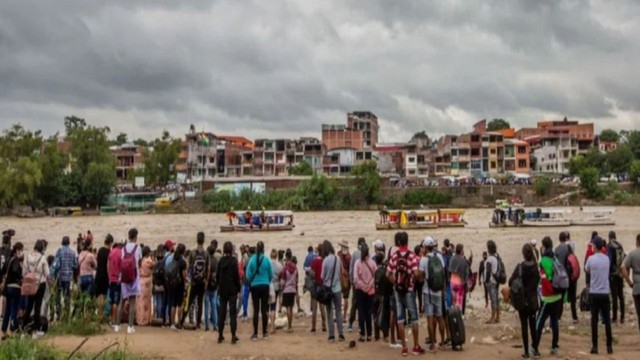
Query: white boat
521 208 572 227
570 207 616 226
221 210 294 232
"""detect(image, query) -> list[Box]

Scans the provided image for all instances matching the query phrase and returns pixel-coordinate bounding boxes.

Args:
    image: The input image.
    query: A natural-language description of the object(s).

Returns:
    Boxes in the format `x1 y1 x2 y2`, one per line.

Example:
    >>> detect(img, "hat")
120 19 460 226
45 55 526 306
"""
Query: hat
164 239 176 250
373 239 384 250
529 239 537 246
338 241 349 249
608 231 616 239
422 236 436 248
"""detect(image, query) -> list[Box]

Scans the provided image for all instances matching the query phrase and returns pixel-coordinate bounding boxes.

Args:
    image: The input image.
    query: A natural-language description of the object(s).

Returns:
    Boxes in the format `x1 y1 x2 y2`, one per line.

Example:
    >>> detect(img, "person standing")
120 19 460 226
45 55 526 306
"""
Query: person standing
484 240 501 324
54 236 78 321
217 241 241 344
354 245 376 342
348 238 366 331
554 231 576 323
418 237 446 353
204 244 219 332
621 234 640 334
166 243 187 330
607 231 625 324
532 236 563 357
478 251 488 308
509 244 540 359
23 240 49 337
116 228 142 334
245 241 273 340
95 235 113 318
280 252 298 333
322 240 345 342
310 244 327 333
78 240 97 296
449 244 469 309
0 242 24 340
181 232 210 329
269 249 283 334
386 232 425 357
107 240 123 327
136 246 154 326
585 236 613 355
337 242 351 328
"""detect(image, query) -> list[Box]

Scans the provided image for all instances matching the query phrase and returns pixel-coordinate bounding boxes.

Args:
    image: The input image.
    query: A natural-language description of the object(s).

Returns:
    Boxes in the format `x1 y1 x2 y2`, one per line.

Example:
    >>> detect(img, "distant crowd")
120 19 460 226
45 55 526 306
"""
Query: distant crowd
0 227 639 358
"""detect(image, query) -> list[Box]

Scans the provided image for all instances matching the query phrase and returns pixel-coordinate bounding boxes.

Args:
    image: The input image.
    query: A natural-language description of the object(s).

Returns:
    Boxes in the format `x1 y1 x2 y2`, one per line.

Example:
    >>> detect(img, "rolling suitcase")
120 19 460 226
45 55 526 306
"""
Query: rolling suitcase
448 305 465 351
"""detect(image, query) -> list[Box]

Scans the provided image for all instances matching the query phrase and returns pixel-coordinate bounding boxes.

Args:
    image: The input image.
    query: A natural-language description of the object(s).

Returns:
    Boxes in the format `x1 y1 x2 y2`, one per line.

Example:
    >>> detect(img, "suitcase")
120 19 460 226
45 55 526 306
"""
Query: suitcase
448 305 465 351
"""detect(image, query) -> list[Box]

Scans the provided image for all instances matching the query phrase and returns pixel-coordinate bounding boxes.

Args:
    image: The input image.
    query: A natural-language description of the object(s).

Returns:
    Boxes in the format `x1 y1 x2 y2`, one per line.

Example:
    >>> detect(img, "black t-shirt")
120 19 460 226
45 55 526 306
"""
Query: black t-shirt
3 257 23 286
95 247 110 283
172 256 188 290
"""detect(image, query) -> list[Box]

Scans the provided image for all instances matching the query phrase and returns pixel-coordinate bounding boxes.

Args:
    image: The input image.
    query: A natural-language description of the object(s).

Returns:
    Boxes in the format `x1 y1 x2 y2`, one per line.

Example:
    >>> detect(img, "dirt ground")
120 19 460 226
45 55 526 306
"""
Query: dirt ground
45 307 640 360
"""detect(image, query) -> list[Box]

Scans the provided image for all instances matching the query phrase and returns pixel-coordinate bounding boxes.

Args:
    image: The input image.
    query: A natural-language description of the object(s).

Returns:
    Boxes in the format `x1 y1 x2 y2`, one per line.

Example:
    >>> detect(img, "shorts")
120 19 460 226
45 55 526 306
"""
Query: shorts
270 290 281 311
424 294 443 317
109 282 121 305
282 293 296 308
342 284 350 299
167 286 185 308
487 283 499 310
395 291 419 325
95 277 109 297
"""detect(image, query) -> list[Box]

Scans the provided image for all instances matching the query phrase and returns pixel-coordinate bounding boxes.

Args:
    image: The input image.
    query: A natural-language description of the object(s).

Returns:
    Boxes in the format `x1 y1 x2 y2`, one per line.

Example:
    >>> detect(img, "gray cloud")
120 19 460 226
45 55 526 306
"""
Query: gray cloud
1 0 639 143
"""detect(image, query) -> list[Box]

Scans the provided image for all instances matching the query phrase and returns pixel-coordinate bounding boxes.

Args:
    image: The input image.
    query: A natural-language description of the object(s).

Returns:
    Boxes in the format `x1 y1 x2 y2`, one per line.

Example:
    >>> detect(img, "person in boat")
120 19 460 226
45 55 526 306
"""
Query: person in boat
379 207 390 224
244 211 252 229
226 208 235 226
260 208 267 229
508 206 513 223
408 211 417 224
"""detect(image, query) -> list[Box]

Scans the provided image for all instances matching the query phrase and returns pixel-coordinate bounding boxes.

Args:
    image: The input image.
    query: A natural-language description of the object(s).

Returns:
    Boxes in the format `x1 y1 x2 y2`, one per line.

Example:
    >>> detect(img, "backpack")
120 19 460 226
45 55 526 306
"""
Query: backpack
551 258 570 292
427 255 445 292
21 256 44 296
611 244 625 277
207 256 218 290
152 260 166 288
494 255 507 285
579 287 590 312
375 264 393 297
394 252 412 294
165 259 182 289
509 264 526 311
567 253 580 281
192 250 206 283
121 245 138 284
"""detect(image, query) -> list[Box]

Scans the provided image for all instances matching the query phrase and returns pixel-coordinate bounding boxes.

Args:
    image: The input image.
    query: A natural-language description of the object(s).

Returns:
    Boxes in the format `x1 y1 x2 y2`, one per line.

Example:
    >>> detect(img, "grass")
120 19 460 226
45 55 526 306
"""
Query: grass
0 338 147 360
47 285 106 336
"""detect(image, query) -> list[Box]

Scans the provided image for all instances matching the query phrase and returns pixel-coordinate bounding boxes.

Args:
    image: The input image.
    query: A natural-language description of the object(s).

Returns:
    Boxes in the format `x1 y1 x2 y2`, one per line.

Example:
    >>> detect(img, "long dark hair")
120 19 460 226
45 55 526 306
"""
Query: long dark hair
10 242 24 258
322 240 335 256
256 241 265 255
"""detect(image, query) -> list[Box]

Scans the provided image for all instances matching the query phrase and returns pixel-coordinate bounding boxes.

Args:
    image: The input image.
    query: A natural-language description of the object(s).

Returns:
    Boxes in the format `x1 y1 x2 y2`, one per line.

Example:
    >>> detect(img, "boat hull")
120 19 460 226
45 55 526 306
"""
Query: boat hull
220 225 294 232
489 221 522 228
522 220 571 227
437 222 466 228
376 223 438 231
570 220 616 226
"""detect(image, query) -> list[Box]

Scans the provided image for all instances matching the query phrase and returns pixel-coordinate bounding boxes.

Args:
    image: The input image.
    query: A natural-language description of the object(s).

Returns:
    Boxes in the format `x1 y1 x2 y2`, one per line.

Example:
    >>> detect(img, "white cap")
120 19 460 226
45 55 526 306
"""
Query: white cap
422 236 436 247
529 239 537 246
373 239 384 250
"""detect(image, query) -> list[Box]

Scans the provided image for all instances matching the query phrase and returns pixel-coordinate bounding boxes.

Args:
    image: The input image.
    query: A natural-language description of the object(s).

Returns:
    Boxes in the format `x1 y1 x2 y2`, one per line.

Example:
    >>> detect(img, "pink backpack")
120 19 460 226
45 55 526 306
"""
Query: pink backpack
121 245 138 284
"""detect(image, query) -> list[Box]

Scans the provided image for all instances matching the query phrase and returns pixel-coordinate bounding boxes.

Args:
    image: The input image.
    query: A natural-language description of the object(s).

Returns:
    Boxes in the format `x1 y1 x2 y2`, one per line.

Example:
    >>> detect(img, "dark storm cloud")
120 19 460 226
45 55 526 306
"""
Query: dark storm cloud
0 0 639 142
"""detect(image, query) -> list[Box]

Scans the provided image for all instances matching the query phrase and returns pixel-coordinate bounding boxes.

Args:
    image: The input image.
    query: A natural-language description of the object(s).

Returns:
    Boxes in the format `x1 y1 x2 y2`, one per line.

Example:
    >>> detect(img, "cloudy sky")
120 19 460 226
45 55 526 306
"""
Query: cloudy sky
1 0 639 143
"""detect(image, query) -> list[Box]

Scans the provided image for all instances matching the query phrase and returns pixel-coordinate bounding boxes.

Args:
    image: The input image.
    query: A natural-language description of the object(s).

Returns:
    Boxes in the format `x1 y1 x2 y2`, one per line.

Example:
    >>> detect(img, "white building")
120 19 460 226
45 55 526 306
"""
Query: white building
533 135 577 174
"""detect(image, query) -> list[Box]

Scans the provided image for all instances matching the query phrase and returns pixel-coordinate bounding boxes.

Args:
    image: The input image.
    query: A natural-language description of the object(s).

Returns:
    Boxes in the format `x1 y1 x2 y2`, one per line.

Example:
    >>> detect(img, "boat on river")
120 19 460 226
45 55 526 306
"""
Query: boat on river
376 208 466 230
489 199 526 228
521 208 572 227
570 207 615 226
221 210 294 232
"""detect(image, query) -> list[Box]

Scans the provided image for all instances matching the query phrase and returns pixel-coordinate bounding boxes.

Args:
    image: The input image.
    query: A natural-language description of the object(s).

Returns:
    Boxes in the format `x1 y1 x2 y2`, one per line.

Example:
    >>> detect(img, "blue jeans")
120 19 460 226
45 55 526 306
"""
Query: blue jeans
154 292 165 320
395 291 419 325
2 287 21 333
80 275 94 296
241 285 250 317
55 280 71 319
204 290 219 330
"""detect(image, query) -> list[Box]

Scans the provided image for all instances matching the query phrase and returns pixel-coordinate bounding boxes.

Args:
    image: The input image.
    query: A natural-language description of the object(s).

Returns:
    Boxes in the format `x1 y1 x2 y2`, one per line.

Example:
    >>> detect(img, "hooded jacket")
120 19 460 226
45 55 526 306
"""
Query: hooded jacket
216 255 241 299
539 249 562 303
509 260 540 311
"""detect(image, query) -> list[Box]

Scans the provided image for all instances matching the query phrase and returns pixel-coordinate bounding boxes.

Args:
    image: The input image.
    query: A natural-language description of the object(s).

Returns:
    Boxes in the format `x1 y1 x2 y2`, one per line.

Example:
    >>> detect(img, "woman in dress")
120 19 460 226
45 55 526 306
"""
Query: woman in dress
136 246 154 326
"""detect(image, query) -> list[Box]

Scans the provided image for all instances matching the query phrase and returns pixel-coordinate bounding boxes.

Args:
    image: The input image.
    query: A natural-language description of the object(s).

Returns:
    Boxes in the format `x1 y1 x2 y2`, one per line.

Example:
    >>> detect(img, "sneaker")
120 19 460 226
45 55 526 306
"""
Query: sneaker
205 328 210 332
347 325 353 332
114 325 120 333
217 337 225 344
231 336 239 345
263 334 270 340
127 326 135 334
550 347 559 355
590 348 598 355
338 335 346 342
328 336 335 343
607 346 613 354
521 354 530 359
390 342 403 349
358 337 365 342
35 331 45 337
412 345 426 355
170 325 178 332
530 348 540 359
251 334 259 341
401 347 409 357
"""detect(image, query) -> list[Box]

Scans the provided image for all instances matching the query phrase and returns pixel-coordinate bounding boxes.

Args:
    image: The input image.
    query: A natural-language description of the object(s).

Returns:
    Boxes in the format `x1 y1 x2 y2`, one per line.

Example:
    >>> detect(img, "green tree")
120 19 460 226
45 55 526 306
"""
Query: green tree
352 160 381 204
487 119 511 131
0 124 43 163
583 147 609 175
64 116 87 132
144 130 180 186
607 144 634 174
36 138 69 207
629 159 640 186
568 156 585 176
114 132 128 146
67 124 113 176
626 130 640 159
599 129 619 143
296 174 335 210
83 162 116 208
579 167 603 199
533 176 550 196
0 157 43 208
133 138 149 147
289 161 313 176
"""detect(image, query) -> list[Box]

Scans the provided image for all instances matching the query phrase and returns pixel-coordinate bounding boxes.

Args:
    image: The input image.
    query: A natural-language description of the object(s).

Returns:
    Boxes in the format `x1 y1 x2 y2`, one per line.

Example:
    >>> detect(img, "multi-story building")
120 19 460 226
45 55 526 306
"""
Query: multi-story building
374 143 419 177
216 136 254 177
176 130 218 182
288 137 325 174
322 148 373 176
503 139 530 174
531 133 577 174
110 143 145 181
347 111 379 149
321 124 364 150
253 139 291 176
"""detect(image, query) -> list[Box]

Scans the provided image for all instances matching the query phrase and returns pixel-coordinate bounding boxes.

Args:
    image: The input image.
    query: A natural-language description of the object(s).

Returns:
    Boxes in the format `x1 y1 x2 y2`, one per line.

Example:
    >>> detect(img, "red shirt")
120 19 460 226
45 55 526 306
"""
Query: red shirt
584 242 607 263
311 256 324 284
387 247 419 292
108 247 122 283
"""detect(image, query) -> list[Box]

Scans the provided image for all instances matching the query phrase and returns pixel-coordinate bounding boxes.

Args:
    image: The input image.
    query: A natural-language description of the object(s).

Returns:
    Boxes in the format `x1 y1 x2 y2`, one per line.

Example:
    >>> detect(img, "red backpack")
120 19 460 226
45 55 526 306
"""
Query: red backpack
121 245 138 284
567 253 580 281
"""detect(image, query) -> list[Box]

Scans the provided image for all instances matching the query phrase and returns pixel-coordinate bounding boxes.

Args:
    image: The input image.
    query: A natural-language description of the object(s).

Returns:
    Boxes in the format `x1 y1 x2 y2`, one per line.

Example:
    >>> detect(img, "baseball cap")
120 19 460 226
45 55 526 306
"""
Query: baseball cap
529 239 537 246
164 239 176 250
373 239 384 250
422 236 436 248
608 231 616 239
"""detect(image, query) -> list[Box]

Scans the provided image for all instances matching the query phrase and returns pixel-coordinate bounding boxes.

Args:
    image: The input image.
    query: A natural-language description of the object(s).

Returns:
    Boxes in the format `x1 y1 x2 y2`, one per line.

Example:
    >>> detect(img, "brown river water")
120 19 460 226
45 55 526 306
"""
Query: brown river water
2 207 638 283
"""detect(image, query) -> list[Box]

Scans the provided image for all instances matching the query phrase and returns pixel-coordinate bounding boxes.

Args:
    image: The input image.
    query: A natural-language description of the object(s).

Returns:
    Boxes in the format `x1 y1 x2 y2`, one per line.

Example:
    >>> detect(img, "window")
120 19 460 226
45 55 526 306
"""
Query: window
491 161 496 169
518 160 527 168
490 149 496 155
408 156 416 163
518 146 527 154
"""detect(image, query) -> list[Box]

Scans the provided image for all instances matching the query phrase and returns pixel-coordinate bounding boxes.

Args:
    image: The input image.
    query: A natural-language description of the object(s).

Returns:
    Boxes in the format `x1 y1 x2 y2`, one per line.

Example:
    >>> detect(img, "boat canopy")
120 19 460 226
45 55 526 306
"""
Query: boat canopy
439 209 465 215
229 210 294 217
526 208 572 214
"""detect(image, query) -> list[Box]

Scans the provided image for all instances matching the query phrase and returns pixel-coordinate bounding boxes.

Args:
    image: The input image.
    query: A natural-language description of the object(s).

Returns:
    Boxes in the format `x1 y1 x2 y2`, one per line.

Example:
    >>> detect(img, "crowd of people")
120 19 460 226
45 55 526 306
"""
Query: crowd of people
0 227 639 359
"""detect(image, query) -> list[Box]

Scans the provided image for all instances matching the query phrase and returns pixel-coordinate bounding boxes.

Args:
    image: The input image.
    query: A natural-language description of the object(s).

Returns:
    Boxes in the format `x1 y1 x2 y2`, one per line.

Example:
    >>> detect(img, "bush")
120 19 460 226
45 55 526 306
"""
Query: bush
402 189 452 206
0 338 146 360
579 167 604 199
533 176 550 196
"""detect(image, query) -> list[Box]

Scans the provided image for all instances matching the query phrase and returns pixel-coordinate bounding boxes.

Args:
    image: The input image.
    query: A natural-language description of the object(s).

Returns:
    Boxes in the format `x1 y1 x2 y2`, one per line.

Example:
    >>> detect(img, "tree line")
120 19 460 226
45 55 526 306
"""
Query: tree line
0 117 180 210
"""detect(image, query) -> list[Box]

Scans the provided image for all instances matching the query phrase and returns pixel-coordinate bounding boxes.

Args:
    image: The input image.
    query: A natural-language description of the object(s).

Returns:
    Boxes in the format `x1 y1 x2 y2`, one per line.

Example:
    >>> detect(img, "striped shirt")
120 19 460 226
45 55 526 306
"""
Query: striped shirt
387 247 419 292
55 246 78 282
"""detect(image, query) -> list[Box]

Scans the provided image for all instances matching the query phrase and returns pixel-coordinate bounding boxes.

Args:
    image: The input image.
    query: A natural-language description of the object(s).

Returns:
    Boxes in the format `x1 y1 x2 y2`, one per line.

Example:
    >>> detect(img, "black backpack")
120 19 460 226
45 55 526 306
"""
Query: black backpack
509 264 526 311
165 259 182 288
153 260 166 287
494 255 507 285
207 256 218 290
375 264 393 297
192 250 206 283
